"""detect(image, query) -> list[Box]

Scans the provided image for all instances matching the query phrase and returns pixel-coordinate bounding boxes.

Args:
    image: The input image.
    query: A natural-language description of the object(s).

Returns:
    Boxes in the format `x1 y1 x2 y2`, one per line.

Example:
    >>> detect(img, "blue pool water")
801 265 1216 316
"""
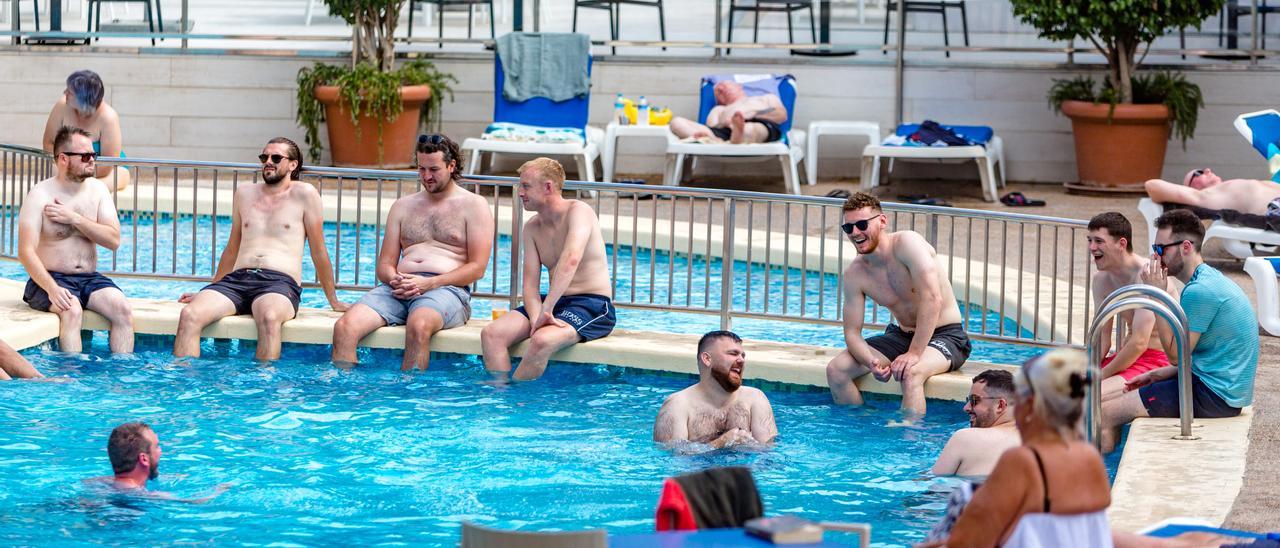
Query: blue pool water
2 336 971 546
0 211 1042 364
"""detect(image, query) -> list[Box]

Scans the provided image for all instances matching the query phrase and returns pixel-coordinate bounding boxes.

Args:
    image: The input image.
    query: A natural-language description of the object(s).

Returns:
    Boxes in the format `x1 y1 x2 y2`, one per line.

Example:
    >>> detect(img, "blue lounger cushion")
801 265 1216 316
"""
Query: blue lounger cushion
1234 109 1280 183
481 122 586 145
894 123 994 146
1145 522 1277 540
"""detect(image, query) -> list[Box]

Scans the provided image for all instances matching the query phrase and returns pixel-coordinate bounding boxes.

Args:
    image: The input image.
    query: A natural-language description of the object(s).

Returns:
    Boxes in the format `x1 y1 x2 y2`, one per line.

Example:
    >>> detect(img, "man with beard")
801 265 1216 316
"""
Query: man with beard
93 422 228 502
825 192 971 416
932 369 1019 477
480 158 616 381
1101 209 1259 452
1086 212 1171 401
174 137 346 361
331 135 494 370
18 126 133 353
653 331 777 448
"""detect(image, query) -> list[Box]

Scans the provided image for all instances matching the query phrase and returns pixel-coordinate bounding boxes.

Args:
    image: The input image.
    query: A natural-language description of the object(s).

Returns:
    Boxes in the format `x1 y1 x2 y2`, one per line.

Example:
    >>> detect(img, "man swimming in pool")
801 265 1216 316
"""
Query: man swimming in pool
480 158 616 380
653 331 777 449
90 422 228 502
174 137 346 361
331 134 494 370
668 80 787 144
826 192 971 416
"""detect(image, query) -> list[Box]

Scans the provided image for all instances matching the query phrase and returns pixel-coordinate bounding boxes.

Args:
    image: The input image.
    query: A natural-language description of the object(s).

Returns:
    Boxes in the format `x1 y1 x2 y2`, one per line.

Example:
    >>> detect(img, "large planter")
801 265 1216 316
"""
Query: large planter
314 84 433 169
1061 100 1171 193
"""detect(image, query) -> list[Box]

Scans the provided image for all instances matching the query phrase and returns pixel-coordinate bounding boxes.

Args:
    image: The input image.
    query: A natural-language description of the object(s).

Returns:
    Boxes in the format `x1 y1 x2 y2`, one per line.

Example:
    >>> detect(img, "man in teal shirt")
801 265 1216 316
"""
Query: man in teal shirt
1101 209 1259 452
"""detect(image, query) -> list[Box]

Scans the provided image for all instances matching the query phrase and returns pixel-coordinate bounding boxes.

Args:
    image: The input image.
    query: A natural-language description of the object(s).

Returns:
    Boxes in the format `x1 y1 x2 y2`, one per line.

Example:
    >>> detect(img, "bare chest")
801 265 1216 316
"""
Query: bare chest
41 200 95 241
400 206 467 248
240 196 304 237
858 262 916 307
687 402 752 441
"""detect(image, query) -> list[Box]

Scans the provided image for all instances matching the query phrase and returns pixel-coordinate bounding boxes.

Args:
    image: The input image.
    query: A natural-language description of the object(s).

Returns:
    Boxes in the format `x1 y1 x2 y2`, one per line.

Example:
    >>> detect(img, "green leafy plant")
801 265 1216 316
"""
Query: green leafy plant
1048 72 1204 146
295 0 458 162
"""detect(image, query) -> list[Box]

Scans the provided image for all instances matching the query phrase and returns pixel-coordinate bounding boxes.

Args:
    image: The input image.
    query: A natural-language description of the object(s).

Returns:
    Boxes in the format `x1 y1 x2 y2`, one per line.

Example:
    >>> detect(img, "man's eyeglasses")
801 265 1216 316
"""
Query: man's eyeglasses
258 153 290 165
841 214 884 235
1152 239 1189 256
419 134 445 145
967 394 1003 406
60 151 97 162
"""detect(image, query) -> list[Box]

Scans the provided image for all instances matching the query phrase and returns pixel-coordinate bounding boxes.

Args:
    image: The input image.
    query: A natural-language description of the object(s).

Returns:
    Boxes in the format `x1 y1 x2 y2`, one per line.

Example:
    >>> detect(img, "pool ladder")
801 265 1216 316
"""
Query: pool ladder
1084 284 1198 450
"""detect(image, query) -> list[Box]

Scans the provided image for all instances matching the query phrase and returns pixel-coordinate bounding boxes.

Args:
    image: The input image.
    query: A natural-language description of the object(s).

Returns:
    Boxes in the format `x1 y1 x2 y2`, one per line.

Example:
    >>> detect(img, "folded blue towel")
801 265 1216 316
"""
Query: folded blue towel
495 32 591 102
894 122 994 146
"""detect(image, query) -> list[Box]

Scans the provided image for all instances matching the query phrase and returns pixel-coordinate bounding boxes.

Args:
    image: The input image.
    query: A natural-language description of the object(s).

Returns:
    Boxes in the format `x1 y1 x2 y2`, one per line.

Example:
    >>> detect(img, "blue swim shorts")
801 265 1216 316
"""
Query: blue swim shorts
1138 374 1241 419
356 273 471 329
23 271 120 312
515 293 616 342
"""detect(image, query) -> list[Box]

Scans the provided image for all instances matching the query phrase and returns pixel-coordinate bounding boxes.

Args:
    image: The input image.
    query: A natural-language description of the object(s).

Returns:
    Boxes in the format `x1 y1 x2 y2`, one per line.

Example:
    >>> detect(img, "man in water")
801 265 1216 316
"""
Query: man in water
1086 212 1170 400
18 126 134 354
931 369 1019 477
1145 168 1280 216
825 192 971 416
331 135 494 370
669 80 787 144
653 331 777 448
174 137 346 361
94 422 227 502
0 339 43 380
480 158 616 380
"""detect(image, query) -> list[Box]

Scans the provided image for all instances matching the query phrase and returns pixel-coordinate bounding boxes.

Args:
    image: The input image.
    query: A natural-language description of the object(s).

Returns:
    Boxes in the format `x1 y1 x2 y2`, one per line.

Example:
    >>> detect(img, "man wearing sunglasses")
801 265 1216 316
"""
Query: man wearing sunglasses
331 134 494 370
932 369 1019 477
825 192 971 416
1100 209 1259 453
18 126 134 354
1145 168 1280 218
173 137 347 361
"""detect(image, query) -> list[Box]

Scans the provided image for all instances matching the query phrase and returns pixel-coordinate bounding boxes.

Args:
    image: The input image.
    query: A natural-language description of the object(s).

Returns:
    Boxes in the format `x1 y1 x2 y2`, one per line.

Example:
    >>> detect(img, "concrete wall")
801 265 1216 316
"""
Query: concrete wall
0 50 1276 183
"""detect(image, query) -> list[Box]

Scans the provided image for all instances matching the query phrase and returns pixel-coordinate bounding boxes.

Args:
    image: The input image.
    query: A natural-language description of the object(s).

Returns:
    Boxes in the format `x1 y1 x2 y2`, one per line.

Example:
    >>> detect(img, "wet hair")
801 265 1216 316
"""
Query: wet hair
1154 209 1206 252
1015 349 1090 439
266 137 304 180
415 134 464 182
841 192 882 213
697 330 742 357
107 422 153 474
518 157 566 191
973 369 1015 399
66 70 105 114
1087 212 1134 252
52 126 93 155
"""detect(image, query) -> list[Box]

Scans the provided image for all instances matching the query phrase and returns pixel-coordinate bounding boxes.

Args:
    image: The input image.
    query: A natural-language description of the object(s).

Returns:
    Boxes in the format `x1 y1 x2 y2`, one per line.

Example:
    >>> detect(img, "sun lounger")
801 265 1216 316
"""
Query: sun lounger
860 123 1005 202
1234 109 1280 182
1140 516 1277 541
1244 257 1280 336
1138 198 1280 259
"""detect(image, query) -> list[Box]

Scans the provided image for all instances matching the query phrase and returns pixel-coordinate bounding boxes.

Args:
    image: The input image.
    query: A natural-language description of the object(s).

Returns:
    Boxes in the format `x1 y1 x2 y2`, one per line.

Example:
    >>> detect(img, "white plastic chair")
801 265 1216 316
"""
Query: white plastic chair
1137 198 1280 260
1243 257 1280 336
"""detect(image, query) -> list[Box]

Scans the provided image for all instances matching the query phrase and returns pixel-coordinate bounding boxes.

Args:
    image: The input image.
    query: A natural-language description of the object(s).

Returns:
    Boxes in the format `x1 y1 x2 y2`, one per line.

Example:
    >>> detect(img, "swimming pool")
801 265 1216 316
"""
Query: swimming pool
2 335 968 547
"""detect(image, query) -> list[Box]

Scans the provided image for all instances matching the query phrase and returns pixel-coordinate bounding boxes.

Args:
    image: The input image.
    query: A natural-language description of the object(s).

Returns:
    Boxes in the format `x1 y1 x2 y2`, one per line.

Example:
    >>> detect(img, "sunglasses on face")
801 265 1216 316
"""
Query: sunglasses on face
841 214 884 235
1151 239 1189 256
258 153 290 165
967 394 1002 406
61 151 97 162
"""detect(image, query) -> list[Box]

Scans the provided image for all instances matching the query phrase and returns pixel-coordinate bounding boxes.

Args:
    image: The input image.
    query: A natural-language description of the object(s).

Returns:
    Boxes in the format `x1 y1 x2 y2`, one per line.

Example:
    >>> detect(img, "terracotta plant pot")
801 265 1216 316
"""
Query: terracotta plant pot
314 84 433 169
1061 100 1171 193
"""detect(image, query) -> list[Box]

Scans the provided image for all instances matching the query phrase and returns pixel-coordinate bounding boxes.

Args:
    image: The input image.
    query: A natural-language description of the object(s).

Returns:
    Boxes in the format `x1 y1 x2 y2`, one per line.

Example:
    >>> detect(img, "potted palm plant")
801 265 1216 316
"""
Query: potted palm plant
296 0 456 168
1010 0 1221 191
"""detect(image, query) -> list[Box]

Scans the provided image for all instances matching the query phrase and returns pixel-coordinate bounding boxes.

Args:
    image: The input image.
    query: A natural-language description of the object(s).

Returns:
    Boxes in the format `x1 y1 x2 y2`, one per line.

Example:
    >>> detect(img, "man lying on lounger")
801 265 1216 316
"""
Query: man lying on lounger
173 138 346 361
653 331 777 450
669 81 787 144
331 134 494 370
1146 168 1280 215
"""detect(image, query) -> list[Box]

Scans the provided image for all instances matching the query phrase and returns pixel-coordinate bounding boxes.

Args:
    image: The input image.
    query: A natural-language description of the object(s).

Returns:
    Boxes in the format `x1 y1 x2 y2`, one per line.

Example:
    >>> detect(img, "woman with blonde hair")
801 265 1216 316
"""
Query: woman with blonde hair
42 70 130 191
922 349 1112 547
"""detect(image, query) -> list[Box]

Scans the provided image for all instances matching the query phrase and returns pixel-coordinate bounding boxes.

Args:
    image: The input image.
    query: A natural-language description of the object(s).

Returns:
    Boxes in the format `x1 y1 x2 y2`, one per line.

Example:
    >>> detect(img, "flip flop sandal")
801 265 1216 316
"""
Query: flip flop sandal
824 189 852 199
911 197 953 207
1000 192 1046 207
898 193 929 202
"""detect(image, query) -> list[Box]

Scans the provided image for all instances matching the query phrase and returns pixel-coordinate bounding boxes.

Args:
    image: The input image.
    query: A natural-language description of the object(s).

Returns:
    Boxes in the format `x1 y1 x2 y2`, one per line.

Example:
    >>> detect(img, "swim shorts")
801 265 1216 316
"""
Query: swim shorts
201 268 302 316
23 271 120 312
865 323 972 372
710 118 783 143
1138 374 1240 419
515 293 616 342
355 272 471 329
1101 348 1170 382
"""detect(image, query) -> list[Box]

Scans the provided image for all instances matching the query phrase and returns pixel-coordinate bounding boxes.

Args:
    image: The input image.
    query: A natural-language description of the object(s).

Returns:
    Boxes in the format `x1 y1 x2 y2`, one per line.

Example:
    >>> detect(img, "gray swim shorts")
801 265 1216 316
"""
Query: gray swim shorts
356 273 471 329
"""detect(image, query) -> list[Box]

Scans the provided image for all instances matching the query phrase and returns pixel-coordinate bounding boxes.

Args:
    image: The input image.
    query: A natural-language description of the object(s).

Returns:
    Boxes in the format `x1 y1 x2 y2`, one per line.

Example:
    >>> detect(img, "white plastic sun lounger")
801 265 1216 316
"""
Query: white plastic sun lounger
1138 198 1280 259
1243 257 1280 336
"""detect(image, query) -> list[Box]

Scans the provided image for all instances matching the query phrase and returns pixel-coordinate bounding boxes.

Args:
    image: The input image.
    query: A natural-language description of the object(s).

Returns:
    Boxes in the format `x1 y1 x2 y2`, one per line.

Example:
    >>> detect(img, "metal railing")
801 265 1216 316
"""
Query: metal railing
1085 284 1196 448
1 145 1096 347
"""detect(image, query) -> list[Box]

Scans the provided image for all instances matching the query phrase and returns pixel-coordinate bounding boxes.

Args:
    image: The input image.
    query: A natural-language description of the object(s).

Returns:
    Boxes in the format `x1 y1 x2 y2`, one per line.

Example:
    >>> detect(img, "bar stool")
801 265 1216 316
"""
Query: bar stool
726 0 817 55
86 0 162 45
409 0 496 47
882 0 968 58
573 0 667 55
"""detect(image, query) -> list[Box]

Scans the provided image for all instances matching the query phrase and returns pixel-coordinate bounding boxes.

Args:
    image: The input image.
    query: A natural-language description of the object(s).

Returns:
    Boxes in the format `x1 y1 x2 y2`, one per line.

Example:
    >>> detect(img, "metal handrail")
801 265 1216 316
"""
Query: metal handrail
1085 285 1196 448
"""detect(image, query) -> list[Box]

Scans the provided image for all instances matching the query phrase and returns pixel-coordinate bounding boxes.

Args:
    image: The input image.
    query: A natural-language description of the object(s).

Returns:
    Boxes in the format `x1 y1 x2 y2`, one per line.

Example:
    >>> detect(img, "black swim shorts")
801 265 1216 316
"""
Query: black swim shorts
23 271 121 312
201 268 302 316
515 294 616 342
710 118 784 143
1138 374 1241 419
866 323 972 372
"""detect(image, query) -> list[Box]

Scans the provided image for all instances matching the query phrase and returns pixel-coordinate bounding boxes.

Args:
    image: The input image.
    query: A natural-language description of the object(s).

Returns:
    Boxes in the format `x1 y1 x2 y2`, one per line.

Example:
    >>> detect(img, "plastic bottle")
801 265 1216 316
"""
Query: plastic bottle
613 93 628 125
637 96 650 127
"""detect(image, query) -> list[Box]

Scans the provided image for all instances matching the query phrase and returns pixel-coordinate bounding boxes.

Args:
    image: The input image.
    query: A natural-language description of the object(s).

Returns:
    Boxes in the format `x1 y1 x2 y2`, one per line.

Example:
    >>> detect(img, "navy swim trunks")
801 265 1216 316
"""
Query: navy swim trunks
201 268 302 316
23 271 120 312
865 323 972 372
710 118 783 143
515 293 616 342
1138 374 1241 419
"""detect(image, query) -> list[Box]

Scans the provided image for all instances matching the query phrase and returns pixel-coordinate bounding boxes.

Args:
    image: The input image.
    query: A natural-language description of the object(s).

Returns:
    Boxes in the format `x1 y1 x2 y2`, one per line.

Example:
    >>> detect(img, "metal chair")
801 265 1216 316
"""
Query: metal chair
882 0 968 58
409 0 496 47
726 0 816 55
86 0 162 45
1218 0 1280 49
572 0 666 55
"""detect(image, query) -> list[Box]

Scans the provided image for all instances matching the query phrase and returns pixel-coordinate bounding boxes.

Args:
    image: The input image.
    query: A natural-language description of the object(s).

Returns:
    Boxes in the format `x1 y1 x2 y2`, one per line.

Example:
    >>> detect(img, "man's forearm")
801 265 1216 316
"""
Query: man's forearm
541 259 581 311
1102 341 1147 377
72 218 120 250
907 297 942 355
310 250 341 302
425 261 485 290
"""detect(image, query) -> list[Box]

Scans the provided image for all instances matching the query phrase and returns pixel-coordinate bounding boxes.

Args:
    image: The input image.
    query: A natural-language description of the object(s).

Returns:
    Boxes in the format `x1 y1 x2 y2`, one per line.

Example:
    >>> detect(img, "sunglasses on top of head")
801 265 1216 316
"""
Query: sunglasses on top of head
419 134 445 146
841 214 884 235
258 153 290 165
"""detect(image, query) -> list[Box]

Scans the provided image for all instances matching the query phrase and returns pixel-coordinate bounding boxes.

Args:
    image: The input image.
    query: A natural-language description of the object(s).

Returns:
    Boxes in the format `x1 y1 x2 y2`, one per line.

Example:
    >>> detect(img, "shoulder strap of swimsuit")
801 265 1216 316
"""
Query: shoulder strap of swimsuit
1029 447 1050 513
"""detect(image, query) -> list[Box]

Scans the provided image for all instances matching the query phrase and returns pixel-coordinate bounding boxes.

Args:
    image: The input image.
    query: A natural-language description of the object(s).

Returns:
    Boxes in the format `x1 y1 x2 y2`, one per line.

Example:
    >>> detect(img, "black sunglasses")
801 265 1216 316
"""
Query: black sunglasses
60 150 97 162
1152 239 1189 256
258 153 290 165
967 394 1003 406
841 214 884 235
419 134 445 145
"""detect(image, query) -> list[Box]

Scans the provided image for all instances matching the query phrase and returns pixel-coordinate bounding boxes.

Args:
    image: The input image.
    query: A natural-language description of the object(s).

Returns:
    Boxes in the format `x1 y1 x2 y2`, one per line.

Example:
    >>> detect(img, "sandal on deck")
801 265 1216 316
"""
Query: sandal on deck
1000 192 1046 207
